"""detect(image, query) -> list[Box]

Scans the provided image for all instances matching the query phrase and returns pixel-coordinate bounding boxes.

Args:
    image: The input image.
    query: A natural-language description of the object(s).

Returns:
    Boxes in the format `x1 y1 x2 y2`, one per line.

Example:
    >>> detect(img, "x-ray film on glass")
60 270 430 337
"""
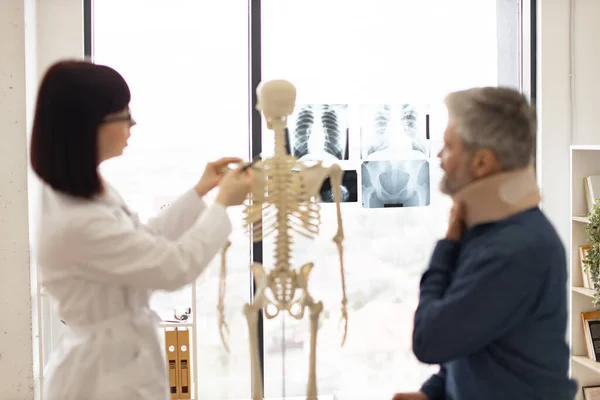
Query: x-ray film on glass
361 160 430 208
286 104 350 162
318 170 358 203
359 104 430 161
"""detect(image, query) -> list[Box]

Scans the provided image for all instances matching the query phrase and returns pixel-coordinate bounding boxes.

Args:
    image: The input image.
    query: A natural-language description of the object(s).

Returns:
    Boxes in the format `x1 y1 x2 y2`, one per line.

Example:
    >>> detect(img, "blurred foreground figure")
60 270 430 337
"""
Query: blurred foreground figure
31 60 252 400
393 87 577 400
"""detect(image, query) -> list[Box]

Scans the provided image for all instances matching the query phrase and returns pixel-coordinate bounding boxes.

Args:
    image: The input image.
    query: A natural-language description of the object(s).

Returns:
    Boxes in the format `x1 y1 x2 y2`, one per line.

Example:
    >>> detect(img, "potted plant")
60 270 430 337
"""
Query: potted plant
584 200 600 308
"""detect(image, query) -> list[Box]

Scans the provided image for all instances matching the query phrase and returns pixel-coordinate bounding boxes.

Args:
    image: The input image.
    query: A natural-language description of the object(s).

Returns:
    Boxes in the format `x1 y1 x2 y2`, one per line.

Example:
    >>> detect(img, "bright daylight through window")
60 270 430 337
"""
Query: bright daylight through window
90 0 521 399
93 1 252 398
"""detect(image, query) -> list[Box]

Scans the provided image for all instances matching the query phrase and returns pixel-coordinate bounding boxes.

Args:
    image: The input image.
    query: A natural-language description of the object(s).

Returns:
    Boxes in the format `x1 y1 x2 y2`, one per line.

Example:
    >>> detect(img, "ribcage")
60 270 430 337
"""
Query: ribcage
367 104 392 156
243 159 321 241
400 104 418 135
401 103 427 155
322 104 343 160
292 105 314 159
366 104 427 157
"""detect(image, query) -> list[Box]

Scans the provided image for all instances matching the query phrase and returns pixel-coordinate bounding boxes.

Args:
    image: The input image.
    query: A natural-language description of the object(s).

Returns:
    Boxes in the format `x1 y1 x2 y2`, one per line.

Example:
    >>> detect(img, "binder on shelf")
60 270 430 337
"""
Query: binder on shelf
177 328 191 399
165 329 179 400
164 326 192 399
581 311 600 361
588 320 600 361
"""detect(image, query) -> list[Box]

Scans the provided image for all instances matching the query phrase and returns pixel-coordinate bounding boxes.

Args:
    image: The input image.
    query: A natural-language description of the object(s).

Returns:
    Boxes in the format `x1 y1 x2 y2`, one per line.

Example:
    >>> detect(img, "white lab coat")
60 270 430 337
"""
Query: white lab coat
35 180 232 400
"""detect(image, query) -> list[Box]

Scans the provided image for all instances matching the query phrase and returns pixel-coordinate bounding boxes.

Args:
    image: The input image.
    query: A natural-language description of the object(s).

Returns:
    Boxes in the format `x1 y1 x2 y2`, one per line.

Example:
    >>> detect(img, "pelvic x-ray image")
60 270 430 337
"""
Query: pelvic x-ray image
319 170 358 203
287 104 349 162
360 104 429 161
361 160 430 208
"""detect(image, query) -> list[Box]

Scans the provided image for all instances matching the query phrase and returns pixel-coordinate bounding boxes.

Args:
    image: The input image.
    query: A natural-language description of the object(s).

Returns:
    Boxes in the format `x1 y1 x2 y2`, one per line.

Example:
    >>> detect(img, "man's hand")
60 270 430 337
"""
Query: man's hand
392 392 429 400
445 200 465 242
194 157 243 196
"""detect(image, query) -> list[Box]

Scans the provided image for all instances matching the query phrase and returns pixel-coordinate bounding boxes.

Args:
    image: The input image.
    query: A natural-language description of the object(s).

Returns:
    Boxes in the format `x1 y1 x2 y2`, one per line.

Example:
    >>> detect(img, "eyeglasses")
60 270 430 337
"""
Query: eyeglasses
101 112 136 126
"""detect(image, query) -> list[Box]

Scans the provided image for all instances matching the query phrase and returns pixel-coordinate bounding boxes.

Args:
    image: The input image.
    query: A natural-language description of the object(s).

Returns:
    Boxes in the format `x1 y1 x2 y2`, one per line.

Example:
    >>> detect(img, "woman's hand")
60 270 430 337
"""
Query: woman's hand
215 167 254 207
195 157 243 196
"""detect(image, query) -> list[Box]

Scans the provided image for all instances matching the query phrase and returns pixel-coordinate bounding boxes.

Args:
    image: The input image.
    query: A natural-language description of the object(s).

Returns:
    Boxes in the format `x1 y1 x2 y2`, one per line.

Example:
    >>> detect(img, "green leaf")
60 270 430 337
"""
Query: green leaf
585 199 600 309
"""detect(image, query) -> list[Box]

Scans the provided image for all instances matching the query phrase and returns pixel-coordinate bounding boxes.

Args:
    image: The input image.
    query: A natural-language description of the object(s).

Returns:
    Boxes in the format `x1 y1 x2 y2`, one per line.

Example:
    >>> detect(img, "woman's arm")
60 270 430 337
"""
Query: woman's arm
58 202 232 291
146 189 207 240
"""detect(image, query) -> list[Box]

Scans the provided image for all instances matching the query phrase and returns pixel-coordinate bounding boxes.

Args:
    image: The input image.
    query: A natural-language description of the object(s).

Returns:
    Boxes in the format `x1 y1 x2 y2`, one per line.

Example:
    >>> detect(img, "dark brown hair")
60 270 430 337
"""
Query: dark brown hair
30 60 131 198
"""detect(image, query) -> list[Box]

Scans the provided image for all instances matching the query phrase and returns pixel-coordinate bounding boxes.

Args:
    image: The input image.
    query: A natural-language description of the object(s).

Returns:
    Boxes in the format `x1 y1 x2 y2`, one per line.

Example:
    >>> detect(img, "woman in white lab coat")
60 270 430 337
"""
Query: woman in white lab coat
29 60 253 400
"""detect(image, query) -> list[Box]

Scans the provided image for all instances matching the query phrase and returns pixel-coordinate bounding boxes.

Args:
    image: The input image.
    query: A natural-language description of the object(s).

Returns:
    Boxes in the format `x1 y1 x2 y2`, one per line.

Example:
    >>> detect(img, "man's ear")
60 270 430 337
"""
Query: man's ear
470 148 500 178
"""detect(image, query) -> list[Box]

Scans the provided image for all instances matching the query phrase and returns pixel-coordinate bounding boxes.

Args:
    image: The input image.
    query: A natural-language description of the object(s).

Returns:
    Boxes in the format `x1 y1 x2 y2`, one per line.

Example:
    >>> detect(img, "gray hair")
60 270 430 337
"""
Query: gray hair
444 86 537 170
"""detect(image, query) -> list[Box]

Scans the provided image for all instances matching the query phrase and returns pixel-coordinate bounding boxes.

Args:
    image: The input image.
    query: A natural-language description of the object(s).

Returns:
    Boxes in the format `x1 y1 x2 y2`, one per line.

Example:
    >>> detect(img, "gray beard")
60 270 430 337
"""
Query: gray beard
439 175 454 195
440 173 472 196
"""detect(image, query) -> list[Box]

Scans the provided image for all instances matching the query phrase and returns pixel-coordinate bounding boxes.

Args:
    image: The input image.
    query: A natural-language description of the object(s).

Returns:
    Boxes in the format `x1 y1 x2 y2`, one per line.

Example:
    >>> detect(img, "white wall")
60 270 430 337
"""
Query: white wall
0 0 84 399
30 2 85 398
571 1 600 147
0 1 35 398
537 0 571 246
36 0 85 76
538 0 600 248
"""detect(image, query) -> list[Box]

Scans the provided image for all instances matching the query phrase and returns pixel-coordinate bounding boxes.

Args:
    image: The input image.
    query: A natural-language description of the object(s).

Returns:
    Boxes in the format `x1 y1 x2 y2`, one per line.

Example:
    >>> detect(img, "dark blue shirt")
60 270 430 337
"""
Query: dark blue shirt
414 208 577 400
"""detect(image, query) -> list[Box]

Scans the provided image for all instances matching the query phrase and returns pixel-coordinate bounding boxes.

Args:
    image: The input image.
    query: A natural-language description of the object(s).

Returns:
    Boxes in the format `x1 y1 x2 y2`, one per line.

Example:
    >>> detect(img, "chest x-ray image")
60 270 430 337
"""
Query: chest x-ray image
361 160 430 208
287 104 350 162
360 103 429 161
282 123 357 204
359 103 431 208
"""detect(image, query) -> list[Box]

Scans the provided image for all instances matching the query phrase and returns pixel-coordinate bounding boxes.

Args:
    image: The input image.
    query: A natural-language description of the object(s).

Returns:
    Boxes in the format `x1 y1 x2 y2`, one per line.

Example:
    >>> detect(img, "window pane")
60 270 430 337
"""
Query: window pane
260 0 519 398
92 1 251 398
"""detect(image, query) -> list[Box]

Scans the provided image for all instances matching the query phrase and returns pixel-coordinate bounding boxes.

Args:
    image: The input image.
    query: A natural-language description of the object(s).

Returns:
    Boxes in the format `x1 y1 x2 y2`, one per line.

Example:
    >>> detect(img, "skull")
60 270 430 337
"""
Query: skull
256 80 296 128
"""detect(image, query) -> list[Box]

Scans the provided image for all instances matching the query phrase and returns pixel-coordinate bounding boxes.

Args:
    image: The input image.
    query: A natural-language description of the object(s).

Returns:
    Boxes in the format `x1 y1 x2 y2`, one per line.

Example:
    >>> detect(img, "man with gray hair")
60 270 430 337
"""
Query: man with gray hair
393 87 577 400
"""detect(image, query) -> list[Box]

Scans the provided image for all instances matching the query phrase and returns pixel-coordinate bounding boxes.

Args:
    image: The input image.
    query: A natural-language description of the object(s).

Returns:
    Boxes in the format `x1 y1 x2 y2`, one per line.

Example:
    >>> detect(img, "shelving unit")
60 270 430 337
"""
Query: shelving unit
570 146 600 399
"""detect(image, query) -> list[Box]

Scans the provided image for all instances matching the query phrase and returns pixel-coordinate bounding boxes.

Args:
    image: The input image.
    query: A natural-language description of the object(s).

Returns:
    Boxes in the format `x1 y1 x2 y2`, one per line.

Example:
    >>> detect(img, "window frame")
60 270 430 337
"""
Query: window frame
80 0 537 396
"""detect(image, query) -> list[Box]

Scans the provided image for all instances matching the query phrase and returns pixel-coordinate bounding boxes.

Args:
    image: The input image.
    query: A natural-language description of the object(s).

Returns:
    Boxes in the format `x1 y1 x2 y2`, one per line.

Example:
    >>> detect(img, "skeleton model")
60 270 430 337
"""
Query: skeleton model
217 80 348 400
